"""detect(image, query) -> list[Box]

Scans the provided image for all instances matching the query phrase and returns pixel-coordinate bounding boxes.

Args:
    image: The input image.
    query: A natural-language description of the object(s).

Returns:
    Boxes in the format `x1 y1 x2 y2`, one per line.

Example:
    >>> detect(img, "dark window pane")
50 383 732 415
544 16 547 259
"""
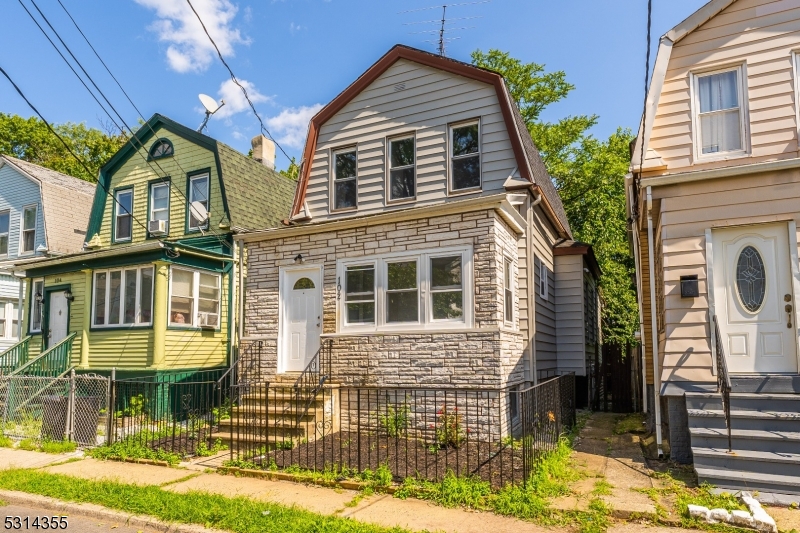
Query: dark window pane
505 289 513 322
390 168 415 200
391 138 414 168
116 215 132 240
736 245 766 313
346 267 374 298
388 262 416 290
23 231 35 252
335 151 357 179
124 269 137 324
293 277 315 290
431 256 462 288
432 291 463 320
335 179 357 209
23 208 36 230
0 236 6 256
94 273 106 325
452 124 479 156
347 302 375 323
452 155 480 190
109 271 122 325
0 213 8 234
140 268 153 323
387 291 418 322
117 192 132 214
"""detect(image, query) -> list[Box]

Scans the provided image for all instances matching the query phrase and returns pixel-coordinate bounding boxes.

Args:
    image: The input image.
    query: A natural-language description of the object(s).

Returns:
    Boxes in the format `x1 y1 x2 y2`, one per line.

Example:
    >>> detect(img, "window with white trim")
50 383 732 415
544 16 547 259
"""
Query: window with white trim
388 136 415 201
149 182 170 231
114 190 133 242
450 121 480 191
169 267 221 328
693 66 746 157
30 279 43 333
338 247 472 331
504 258 513 323
539 260 548 301
188 174 210 230
92 266 153 327
0 210 9 257
333 148 357 210
0 300 19 341
20 205 37 254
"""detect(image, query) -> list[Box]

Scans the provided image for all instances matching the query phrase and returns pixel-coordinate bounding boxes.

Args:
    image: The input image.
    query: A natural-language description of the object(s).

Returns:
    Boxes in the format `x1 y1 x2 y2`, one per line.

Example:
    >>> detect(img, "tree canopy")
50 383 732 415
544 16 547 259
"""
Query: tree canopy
472 49 637 346
0 113 125 182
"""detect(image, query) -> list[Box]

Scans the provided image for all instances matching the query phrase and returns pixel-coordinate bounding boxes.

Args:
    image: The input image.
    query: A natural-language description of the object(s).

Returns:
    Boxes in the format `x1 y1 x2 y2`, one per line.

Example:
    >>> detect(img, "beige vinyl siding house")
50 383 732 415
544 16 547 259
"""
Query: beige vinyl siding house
628 0 800 493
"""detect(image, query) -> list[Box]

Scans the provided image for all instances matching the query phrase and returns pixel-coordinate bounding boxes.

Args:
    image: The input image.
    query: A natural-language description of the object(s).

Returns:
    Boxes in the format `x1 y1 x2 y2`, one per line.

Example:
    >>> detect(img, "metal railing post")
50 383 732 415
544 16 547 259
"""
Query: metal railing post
66 368 76 442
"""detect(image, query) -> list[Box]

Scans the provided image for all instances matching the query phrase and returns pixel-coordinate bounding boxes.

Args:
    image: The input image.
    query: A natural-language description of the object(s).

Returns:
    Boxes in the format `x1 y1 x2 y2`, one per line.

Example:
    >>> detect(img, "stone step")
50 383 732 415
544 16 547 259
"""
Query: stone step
686 392 800 413
219 417 318 430
696 467 800 496
688 409 800 432
690 427 800 454
693 447 800 478
210 431 308 446
230 405 324 417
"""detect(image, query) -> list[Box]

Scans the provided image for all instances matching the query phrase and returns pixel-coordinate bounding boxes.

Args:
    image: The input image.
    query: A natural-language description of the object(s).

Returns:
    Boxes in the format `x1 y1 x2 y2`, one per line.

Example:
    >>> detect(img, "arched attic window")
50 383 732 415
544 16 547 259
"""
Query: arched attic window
149 139 174 160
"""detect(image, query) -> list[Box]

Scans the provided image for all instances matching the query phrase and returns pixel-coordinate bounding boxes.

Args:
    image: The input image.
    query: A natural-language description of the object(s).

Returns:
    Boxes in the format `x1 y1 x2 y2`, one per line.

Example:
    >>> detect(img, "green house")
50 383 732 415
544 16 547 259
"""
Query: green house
8 114 295 378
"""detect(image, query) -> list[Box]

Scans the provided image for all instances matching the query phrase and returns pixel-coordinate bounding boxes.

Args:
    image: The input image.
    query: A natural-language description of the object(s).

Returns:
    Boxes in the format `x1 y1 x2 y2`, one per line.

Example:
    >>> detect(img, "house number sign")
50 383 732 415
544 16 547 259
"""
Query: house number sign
53 278 62 283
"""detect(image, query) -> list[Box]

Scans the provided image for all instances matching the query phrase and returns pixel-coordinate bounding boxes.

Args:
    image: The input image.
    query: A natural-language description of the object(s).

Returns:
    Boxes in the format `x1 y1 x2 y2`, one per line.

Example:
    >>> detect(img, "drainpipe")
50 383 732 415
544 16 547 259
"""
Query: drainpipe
528 191 542 385
238 240 245 343
646 186 664 458
628 176 648 414
230 239 238 368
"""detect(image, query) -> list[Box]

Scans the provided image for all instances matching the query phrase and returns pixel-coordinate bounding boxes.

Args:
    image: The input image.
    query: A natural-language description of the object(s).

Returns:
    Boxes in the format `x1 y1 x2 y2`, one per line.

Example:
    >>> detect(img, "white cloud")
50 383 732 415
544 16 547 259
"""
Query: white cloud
265 104 323 149
134 0 249 73
213 78 271 118
289 22 305 35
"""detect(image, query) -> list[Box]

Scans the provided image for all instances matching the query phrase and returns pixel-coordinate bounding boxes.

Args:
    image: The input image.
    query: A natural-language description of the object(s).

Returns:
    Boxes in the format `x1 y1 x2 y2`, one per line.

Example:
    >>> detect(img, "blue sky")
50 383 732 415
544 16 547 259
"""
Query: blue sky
1 0 709 172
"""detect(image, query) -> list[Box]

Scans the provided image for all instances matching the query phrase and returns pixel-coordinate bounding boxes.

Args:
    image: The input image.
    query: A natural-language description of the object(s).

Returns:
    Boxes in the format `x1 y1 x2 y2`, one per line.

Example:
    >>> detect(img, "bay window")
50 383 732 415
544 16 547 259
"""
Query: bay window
169 267 221 328
30 279 43 332
92 265 153 327
339 247 472 331
693 66 746 157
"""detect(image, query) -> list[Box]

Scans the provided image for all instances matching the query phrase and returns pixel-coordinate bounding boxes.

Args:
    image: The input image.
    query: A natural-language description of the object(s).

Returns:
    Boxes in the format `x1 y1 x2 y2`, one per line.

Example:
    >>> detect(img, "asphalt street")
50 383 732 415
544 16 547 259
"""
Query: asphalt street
0 504 159 533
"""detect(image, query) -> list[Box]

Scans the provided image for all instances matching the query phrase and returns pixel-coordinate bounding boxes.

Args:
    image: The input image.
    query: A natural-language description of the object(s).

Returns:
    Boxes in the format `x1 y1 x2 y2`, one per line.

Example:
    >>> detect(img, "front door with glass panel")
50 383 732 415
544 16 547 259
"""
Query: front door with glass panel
281 268 322 373
712 224 798 373
47 291 69 348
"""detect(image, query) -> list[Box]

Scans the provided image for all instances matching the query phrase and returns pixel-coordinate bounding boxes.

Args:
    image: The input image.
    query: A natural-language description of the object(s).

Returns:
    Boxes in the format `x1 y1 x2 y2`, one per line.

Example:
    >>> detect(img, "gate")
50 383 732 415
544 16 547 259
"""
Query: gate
594 343 635 413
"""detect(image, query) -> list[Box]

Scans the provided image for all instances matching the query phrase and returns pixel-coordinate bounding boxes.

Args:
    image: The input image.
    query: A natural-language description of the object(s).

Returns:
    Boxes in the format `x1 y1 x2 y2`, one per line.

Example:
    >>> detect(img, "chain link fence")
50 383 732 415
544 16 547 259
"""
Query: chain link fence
0 372 110 447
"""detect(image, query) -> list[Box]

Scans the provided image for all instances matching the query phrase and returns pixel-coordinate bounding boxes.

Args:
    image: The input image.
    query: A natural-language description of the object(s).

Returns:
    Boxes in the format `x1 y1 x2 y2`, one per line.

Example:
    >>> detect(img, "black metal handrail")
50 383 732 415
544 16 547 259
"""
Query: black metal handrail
713 315 733 452
284 340 333 424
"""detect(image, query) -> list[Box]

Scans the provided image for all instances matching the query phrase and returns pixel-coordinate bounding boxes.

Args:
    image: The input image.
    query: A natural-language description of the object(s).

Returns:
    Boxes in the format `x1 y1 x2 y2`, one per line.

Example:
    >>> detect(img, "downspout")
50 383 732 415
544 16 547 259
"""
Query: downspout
628 175 648 414
238 240 245 343
528 191 542 385
646 186 664 458
229 239 238 368
17 277 24 342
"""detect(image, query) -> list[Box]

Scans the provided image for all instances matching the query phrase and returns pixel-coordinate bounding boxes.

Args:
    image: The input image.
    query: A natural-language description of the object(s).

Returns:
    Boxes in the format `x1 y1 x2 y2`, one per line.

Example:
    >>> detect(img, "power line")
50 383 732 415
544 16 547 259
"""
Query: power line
185 0 291 162
638 0 653 180
0 64 150 236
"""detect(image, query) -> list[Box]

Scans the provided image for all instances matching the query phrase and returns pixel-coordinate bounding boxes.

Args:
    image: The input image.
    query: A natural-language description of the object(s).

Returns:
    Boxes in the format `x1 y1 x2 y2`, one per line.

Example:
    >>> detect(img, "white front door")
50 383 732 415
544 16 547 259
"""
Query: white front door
712 223 798 374
48 291 69 348
280 267 322 373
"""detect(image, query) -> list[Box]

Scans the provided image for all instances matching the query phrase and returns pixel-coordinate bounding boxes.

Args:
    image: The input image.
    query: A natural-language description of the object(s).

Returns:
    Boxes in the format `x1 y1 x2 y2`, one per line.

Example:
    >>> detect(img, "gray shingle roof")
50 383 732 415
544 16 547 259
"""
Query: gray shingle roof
1 155 95 254
216 143 296 231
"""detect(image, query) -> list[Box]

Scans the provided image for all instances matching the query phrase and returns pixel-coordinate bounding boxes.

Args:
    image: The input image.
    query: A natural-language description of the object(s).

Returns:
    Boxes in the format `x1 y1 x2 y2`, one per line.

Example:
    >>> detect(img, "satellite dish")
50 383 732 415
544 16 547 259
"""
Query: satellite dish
197 94 225 132
189 201 209 226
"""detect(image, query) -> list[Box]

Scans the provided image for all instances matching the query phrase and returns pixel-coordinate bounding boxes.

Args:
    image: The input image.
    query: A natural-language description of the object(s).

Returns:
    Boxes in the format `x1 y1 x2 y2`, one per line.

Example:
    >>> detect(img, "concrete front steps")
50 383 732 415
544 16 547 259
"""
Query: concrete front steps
687 392 800 495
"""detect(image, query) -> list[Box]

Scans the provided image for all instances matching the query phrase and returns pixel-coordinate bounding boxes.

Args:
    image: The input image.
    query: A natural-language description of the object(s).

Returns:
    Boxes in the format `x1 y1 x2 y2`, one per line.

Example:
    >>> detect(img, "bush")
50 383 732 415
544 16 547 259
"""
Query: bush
434 405 466 449
18 439 37 451
88 436 181 466
378 403 409 438
0 436 13 448
195 438 228 457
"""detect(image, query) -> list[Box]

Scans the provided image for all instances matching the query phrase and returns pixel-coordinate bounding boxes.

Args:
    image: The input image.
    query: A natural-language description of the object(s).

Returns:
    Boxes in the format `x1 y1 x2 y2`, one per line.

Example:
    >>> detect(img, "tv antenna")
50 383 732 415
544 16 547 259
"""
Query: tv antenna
400 1 489 57
197 94 225 132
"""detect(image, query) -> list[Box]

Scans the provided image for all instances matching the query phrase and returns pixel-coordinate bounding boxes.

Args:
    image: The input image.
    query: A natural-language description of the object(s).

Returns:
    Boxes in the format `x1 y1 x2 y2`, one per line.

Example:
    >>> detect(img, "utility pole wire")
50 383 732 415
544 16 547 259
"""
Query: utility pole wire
638 0 653 181
185 0 291 162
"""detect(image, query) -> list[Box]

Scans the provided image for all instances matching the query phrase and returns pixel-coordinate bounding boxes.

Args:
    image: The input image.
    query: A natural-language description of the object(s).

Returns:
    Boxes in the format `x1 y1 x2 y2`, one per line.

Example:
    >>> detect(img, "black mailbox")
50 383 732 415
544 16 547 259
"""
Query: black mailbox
680 275 699 298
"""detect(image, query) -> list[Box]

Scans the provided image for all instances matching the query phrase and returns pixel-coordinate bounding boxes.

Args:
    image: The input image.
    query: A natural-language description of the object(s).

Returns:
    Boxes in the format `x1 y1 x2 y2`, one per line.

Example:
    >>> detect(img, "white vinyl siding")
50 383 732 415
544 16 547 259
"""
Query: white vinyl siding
306 59 517 220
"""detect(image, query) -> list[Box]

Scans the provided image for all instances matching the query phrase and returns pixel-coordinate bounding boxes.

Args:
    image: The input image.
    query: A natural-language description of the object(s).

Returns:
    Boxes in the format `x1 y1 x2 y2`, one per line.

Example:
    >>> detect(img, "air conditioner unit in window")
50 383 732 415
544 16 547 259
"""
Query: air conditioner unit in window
148 220 168 235
198 312 218 329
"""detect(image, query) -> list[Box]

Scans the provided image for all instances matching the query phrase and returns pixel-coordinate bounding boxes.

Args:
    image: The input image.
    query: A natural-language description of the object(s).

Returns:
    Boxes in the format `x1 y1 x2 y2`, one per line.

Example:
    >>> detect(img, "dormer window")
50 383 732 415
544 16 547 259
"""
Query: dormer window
114 189 133 242
389 136 415 201
693 67 746 158
0 210 8 256
149 139 174 160
450 121 481 192
333 148 357 210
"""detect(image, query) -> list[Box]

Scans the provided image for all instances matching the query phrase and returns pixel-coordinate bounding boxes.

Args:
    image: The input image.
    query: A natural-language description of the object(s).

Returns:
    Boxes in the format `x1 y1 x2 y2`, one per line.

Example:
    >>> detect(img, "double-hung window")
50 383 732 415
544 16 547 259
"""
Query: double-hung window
339 247 472 331
30 279 43 333
694 67 746 157
388 136 415 201
114 190 133 242
20 205 37 254
0 210 9 256
0 300 17 340
149 182 170 233
92 266 153 327
169 267 221 328
450 121 481 192
188 174 209 230
504 258 513 323
333 148 357 210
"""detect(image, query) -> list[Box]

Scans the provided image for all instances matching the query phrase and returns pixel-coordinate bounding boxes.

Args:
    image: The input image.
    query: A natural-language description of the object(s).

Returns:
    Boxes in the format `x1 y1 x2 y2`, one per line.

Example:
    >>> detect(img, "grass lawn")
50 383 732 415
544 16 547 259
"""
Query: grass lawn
0 469 410 533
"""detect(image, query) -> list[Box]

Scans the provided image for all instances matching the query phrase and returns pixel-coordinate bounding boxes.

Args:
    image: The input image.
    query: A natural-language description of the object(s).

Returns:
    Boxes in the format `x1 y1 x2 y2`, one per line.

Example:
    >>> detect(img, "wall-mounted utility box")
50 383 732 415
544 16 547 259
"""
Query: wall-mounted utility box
680 275 699 298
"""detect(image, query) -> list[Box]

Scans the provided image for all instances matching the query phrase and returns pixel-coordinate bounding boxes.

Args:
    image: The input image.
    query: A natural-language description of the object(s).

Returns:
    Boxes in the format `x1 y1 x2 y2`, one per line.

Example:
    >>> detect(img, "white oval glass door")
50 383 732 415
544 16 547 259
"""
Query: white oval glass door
280 267 322 373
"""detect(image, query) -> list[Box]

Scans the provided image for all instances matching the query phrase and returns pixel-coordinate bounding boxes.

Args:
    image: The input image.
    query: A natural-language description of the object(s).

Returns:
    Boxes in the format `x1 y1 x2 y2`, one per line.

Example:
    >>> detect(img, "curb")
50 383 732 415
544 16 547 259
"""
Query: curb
0 489 225 533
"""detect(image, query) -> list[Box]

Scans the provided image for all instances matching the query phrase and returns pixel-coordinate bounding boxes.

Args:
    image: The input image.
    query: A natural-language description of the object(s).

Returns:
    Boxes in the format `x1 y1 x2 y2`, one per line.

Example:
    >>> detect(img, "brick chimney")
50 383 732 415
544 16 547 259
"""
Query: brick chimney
251 134 276 169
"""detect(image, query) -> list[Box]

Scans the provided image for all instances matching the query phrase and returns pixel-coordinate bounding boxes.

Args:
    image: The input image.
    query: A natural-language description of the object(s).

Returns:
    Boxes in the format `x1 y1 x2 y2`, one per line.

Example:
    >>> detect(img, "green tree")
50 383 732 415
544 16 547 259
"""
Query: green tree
472 49 638 345
280 157 300 180
0 113 126 182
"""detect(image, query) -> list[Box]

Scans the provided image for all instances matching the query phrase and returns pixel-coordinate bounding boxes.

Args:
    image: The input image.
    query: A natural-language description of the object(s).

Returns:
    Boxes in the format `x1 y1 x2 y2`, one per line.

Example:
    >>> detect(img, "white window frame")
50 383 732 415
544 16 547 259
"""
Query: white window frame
0 209 9 257
330 146 358 212
343 262 377 326
0 300 19 341
539 259 548 301
504 256 514 324
91 265 154 328
29 279 44 333
149 181 170 232
337 246 474 332
188 173 210 231
386 134 416 204
19 204 37 255
689 64 749 163
792 51 800 144
167 266 222 329
114 189 133 242
385 257 420 324
448 119 482 195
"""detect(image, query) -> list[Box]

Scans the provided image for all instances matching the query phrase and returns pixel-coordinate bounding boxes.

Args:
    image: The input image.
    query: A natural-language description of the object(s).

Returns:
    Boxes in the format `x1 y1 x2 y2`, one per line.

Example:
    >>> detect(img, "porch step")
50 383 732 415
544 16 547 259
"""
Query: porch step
693 447 800 478
686 392 800 413
690 427 800 454
210 431 306 446
687 408 800 431
696 467 800 496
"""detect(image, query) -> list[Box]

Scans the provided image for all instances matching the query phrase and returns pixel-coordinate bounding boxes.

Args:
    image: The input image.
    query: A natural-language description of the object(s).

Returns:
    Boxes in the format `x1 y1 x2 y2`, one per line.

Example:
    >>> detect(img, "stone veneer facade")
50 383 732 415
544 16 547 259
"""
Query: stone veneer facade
243 207 525 389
